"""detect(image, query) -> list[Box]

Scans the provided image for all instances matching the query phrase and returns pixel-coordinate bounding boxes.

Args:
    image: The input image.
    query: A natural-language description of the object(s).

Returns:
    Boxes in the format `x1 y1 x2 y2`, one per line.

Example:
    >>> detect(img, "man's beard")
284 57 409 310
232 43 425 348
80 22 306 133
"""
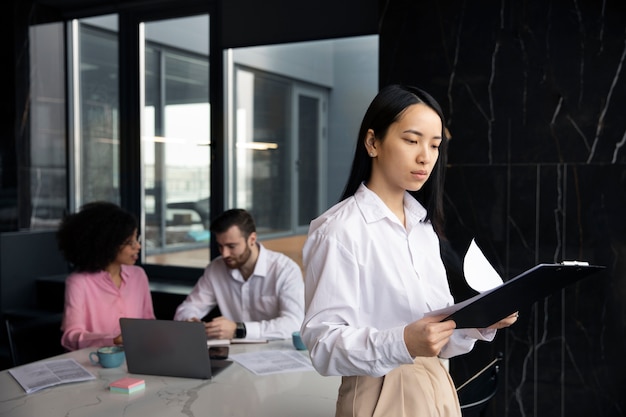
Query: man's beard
224 244 252 270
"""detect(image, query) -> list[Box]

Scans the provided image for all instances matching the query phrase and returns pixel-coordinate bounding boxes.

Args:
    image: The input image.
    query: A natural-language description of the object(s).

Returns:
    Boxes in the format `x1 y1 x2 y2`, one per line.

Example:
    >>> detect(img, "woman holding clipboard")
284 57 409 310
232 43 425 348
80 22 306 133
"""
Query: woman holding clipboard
300 85 518 417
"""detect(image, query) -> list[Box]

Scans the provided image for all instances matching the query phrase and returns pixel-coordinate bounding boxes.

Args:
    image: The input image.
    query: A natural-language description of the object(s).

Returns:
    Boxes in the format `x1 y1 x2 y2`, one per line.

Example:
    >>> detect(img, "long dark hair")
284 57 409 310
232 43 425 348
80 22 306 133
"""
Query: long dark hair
340 84 449 236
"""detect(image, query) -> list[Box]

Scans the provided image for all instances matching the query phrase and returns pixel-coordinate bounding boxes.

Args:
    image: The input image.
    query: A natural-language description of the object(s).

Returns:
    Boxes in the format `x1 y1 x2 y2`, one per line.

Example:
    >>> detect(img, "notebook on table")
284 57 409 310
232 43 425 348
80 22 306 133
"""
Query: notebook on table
120 318 233 379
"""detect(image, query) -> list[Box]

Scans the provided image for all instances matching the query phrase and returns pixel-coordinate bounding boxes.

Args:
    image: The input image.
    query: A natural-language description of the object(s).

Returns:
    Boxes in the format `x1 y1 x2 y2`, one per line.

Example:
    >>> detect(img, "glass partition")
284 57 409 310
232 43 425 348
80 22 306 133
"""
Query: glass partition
142 15 211 268
226 35 378 239
72 16 121 208
27 15 377 271
28 22 67 229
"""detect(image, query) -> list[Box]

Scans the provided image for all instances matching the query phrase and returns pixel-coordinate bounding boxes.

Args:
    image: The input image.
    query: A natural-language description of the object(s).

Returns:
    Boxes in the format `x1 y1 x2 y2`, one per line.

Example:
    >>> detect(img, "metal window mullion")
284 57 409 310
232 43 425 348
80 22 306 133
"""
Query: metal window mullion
67 19 82 212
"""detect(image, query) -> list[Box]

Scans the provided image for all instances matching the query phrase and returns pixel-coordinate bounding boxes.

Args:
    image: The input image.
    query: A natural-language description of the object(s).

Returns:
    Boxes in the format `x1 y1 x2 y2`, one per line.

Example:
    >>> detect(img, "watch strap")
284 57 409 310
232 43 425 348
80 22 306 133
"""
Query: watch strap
235 322 247 339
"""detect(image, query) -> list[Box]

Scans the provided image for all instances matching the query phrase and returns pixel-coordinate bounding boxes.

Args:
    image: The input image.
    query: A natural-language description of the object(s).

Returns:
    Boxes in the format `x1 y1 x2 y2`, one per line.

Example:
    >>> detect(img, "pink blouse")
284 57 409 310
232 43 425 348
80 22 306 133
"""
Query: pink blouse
61 264 155 351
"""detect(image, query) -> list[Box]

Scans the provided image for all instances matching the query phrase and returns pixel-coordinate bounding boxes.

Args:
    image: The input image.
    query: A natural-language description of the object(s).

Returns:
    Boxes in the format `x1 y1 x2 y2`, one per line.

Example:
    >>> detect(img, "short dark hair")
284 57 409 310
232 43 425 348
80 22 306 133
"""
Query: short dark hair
56 201 138 272
209 208 256 239
340 84 449 236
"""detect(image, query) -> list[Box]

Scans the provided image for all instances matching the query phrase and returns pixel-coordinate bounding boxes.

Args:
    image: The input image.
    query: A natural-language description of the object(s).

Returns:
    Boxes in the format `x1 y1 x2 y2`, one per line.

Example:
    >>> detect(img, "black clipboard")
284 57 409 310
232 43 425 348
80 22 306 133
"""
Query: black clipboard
440 262 605 328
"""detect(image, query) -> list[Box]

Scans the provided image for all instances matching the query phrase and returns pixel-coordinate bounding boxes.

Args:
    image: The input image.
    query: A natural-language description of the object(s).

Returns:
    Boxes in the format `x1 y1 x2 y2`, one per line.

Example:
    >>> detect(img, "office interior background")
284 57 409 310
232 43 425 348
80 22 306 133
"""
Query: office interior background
1 0 625 416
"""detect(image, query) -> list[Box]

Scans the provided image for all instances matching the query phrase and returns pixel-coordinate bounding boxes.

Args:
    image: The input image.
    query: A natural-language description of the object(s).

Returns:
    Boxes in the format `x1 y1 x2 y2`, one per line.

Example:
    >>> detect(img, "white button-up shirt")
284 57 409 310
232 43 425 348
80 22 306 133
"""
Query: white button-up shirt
301 183 494 377
174 243 304 340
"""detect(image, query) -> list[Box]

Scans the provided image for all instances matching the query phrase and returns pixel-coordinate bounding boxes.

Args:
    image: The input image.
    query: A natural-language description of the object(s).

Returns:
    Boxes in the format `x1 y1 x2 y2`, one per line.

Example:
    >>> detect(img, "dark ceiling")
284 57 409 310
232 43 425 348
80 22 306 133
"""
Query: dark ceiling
29 0 208 21
35 0 173 10
25 0 379 49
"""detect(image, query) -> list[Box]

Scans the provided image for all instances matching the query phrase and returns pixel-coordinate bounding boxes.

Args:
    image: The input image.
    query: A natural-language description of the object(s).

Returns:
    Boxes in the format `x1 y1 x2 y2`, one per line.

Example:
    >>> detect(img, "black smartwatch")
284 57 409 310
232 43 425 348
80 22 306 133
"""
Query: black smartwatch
235 322 247 339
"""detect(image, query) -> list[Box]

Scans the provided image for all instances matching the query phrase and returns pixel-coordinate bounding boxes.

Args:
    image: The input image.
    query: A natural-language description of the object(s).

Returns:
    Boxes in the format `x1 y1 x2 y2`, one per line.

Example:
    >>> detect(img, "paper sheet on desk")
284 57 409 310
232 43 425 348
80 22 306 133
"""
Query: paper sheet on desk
230 338 269 344
206 337 270 347
230 350 315 376
9 358 95 394
207 339 231 347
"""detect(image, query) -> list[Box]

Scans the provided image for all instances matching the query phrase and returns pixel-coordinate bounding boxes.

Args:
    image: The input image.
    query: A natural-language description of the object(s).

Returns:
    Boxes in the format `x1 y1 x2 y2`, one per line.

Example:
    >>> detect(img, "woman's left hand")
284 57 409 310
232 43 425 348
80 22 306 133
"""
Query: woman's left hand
487 312 519 330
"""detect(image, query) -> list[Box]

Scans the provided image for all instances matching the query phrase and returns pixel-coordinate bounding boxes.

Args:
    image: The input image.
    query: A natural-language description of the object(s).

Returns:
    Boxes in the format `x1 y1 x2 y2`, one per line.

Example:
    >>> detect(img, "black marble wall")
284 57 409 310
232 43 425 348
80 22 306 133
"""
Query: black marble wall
380 1 626 416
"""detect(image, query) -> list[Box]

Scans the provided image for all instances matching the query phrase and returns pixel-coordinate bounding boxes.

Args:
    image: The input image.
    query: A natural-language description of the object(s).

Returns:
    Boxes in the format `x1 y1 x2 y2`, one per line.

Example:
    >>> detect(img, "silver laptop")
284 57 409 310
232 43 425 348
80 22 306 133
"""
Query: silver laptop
120 318 232 379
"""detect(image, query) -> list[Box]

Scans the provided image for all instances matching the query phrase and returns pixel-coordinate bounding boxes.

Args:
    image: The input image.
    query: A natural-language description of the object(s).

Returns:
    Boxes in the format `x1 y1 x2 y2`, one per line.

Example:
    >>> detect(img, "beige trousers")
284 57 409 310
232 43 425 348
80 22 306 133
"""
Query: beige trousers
335 356 461 417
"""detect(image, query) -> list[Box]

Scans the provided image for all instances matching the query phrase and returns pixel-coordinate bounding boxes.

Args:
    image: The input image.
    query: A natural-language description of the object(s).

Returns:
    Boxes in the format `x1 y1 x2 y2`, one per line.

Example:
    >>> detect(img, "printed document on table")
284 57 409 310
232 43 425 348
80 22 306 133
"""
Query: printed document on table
229 349 315 375
9 358 96 394
230 338 268 344
207 339 231 347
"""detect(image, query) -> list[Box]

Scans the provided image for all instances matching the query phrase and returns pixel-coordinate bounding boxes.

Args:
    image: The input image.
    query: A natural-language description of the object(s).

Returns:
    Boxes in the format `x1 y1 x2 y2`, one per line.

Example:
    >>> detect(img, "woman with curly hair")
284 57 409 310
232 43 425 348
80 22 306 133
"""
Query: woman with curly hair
57 201 155 351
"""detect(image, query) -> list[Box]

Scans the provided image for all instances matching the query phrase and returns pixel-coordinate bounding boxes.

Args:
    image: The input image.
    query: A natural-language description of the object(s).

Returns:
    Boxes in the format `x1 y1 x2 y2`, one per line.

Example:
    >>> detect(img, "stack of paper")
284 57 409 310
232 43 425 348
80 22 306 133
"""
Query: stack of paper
109 377 145 394
9 358 95 394
207 339 231 347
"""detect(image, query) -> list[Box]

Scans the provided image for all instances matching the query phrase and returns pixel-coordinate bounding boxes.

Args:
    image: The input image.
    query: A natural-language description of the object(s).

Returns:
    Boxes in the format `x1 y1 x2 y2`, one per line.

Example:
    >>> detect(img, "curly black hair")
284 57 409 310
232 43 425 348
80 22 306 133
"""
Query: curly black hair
56 201 138 272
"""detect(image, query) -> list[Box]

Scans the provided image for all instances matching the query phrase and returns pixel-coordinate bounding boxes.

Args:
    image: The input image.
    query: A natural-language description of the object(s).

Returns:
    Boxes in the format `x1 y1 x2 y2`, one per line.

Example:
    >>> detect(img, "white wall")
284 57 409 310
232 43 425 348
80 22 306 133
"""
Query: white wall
232 35 378 209
326 36 378 206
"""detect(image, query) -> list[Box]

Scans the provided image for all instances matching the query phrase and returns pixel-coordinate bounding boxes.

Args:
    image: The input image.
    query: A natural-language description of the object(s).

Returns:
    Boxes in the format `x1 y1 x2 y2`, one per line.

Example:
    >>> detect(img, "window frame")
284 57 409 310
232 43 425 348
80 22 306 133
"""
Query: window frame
17 0 378 283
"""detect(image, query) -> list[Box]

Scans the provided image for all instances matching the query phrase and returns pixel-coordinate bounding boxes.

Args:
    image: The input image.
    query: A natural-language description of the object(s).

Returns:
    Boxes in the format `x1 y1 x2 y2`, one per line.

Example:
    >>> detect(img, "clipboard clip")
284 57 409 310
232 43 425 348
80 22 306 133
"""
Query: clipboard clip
561 260 590 266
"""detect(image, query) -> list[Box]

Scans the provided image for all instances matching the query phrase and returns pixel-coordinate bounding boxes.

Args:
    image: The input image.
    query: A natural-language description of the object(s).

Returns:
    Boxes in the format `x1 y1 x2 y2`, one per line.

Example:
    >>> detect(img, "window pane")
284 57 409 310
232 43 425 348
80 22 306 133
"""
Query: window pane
298 94 319 227
29 23 67 229
143 15 211 268
226 35 378 251
77 17 120 206
234 69 291 233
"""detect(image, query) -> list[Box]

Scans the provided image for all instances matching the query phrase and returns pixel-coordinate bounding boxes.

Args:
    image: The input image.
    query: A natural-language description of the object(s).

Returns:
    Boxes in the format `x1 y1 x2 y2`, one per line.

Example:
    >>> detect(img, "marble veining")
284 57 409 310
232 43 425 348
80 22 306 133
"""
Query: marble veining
0 342 341 417
380 0 626 415
589 37 626 164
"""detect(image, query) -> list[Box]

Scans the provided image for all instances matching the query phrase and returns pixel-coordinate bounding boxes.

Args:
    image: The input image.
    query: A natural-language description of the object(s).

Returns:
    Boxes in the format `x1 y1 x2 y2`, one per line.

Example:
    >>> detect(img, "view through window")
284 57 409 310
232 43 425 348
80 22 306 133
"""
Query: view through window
224 36 378 269
142 15 211 268
28 15 378 270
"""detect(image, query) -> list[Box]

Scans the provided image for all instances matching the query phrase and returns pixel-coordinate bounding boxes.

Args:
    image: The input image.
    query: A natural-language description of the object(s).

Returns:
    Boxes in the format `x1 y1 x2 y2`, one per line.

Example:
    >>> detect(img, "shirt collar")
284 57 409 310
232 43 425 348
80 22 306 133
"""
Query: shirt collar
96 266 127 285
228 242 267 281
119 264 129 277
354 183 428 226
252 242 268 277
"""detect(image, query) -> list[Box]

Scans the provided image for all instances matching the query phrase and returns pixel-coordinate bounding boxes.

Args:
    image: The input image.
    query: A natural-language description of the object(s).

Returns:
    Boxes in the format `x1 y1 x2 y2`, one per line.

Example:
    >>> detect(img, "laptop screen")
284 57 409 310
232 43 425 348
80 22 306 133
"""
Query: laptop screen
120 318 232 379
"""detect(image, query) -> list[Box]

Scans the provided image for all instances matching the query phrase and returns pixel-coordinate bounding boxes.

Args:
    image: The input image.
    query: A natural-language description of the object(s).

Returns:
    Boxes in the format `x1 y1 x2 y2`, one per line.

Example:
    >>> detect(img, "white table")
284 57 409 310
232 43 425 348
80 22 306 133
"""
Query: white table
0 340 340 417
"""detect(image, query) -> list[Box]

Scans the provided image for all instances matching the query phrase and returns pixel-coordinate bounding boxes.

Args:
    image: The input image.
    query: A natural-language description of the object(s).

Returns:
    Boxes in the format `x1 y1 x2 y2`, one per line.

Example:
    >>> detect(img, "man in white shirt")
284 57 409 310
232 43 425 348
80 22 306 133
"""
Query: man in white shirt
174 209 304 340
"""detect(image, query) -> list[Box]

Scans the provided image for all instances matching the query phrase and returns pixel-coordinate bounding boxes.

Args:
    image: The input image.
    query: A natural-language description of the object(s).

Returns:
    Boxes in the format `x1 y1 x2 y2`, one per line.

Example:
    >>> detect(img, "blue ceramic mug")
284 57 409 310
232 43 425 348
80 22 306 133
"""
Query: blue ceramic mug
89 346 125 368
292 331 307 350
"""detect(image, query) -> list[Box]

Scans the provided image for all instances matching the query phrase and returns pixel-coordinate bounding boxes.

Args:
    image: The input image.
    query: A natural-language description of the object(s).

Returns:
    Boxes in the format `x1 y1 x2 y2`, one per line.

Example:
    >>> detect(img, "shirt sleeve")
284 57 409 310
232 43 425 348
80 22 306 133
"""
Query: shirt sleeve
438 328 496 359
301 232 492 376
61 276 116 351
173 268 217 321
244 258 304 340
61 267 156 351
301 233 415 377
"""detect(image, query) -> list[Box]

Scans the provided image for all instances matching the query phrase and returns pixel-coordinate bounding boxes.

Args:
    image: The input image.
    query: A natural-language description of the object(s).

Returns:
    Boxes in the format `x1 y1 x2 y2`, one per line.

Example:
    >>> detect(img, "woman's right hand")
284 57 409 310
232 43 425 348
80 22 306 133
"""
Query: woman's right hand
403 314 456 358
